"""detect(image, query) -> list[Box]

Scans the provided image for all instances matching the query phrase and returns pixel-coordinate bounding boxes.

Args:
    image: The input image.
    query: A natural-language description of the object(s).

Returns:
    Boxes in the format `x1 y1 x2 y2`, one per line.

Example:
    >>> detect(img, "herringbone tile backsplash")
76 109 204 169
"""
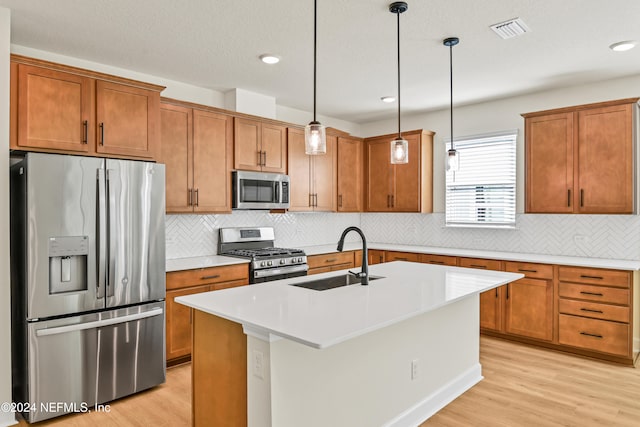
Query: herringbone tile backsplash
166 212 640 261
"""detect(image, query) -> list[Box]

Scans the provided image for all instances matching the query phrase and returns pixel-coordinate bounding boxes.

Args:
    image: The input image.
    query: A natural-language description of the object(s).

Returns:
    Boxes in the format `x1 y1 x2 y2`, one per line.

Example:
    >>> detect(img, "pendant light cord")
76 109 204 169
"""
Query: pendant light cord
449 43 453 151
396 11 401 139
313 0 317 122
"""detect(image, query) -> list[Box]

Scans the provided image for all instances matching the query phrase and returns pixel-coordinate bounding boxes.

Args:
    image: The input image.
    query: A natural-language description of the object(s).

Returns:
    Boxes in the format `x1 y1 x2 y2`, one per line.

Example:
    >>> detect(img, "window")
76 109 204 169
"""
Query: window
445 130 517 228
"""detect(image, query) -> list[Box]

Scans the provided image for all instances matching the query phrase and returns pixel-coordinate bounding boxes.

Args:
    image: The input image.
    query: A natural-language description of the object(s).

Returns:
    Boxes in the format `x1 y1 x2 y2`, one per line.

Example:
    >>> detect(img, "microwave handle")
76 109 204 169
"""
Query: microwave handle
275 180 280 203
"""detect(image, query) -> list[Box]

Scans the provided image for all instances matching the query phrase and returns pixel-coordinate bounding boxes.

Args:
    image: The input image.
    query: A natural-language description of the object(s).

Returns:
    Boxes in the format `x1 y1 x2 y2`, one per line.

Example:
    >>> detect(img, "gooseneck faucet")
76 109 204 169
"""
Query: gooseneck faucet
337 226 369 285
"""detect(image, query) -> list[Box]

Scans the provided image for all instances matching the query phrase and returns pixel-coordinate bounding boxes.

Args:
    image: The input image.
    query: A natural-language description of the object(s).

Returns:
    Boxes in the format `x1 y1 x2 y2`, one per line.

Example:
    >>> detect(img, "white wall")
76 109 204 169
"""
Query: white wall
1 9 15 427
360 74 640 213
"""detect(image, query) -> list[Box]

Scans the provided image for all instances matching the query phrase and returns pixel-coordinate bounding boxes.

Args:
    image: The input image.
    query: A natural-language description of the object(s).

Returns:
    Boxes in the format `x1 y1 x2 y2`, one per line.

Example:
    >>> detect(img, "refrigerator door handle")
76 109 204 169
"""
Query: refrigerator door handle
97 169 107 299
35 307 163 337
106 169 116 298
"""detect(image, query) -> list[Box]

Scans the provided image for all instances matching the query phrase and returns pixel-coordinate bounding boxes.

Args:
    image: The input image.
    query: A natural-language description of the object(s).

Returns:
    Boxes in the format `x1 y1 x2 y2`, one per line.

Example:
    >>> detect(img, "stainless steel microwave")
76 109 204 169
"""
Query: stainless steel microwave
232 170 290 210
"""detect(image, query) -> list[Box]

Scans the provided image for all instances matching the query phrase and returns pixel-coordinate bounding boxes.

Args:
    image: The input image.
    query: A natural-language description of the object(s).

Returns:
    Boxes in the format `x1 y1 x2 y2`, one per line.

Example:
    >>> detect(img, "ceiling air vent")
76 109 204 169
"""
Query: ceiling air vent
490 17 530 39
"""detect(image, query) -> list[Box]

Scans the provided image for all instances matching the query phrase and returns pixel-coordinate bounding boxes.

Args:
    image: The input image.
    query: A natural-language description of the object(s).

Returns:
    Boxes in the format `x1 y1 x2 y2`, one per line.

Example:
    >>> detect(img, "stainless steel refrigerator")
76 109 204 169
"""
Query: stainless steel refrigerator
10 153 166 423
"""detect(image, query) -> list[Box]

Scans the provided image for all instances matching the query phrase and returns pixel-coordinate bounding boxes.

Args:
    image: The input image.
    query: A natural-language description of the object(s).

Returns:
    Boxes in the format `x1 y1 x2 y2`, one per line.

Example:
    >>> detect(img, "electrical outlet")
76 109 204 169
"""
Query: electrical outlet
253 350 264 379
411 359 419 380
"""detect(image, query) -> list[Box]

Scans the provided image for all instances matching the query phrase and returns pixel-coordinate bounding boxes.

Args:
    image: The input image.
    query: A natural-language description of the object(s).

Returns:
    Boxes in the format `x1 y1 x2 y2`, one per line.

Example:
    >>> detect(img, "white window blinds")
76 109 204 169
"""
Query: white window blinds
445 130 517 227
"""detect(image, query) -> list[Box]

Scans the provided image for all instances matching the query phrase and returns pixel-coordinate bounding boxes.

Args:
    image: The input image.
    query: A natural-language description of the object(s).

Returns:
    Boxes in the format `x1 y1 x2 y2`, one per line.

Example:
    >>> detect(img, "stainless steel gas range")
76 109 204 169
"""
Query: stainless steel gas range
218 227 308 283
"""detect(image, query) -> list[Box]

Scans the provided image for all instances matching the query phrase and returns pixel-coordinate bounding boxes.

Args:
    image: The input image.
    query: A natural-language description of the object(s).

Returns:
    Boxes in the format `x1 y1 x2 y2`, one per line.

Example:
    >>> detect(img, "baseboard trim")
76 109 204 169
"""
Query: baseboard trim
383 363 483 427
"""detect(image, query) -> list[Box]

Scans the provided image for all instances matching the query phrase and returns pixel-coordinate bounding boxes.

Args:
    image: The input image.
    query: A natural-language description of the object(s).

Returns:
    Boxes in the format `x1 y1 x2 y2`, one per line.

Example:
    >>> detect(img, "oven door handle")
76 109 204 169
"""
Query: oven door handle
253 264 309 279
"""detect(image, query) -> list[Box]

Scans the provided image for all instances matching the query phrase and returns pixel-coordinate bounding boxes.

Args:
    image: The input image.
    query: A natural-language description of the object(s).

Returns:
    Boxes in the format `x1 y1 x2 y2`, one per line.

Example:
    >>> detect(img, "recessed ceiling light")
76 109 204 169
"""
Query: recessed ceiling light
609 41 636 52
259 54 280 64
381 96 396 103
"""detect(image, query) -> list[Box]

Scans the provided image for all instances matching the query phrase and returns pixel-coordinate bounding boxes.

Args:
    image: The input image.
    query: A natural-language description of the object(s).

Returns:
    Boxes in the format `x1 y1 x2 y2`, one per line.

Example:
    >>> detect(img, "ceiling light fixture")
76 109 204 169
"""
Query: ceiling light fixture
389 1 409 165
381 96 396 103
444 36 460 172
259 54 280 64
609 40 637 52
305 0 326 155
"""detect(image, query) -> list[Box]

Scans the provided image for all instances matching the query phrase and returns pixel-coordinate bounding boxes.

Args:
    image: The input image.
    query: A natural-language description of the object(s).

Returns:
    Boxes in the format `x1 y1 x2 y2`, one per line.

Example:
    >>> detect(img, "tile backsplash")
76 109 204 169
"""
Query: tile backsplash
166 212 640 261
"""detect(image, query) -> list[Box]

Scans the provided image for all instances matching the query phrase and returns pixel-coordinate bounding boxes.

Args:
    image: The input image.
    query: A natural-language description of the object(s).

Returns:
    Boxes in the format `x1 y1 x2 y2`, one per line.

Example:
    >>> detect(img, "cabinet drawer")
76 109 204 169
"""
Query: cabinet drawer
307 252 354 269
559 299 629 323
558 282 629 305
558 314 630 356
459 257 501 270
166 263 250 290
504 261 553 279
385 251 420 262
420 254 458 266
558 266 630 288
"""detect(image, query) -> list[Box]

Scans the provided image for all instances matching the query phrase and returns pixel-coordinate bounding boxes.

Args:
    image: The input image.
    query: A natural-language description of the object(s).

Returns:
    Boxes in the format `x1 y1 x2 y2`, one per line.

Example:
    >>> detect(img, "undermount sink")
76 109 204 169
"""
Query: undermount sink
291 274 384 291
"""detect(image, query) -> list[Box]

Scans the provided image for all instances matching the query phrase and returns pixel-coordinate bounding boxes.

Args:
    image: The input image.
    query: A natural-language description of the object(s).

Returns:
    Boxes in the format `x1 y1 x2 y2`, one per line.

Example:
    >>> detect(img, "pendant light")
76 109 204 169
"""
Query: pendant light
389 2 408 164
305 0 326 155
444 37 459 172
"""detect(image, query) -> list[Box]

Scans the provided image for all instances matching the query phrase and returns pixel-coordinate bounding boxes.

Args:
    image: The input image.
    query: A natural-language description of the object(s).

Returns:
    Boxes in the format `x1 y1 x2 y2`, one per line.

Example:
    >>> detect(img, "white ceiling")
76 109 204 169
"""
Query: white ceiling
2 0 640 124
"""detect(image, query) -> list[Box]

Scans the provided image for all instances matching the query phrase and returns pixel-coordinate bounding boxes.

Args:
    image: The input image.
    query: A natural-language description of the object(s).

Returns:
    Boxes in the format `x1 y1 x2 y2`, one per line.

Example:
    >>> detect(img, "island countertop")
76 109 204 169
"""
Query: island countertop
176 261 523 349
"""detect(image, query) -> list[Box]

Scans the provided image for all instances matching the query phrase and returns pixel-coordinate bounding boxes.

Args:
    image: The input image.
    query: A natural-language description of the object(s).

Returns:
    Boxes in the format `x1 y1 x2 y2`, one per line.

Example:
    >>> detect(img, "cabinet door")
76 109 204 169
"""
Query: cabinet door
577 104 633 213
337 137 363 212
525 112 574 213
385 251 420 262
505 278 553 341
95 80 159 159
192 110 233 213
160 103 193 213
392 133 421 212
166 285 211 362
312 135 337 211
368 249 385 265
480 286 503 331
16 64 92 152
234 117 261 171
286 128 312 211
421 254 458 266
261 123 287 173
365 137 393 211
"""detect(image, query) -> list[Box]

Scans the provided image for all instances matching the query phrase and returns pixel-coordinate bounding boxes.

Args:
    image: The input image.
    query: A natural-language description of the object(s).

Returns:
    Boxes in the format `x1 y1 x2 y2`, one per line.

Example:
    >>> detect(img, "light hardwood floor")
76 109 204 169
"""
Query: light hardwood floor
17 337 640 426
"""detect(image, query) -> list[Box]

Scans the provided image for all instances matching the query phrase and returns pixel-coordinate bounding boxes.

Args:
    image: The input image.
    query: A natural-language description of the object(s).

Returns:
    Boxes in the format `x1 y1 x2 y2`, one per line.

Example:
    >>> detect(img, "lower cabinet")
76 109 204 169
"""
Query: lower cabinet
385 251 420 262
166 263 249 365
368 250 385 265
420 254 458 266
458 258 503 331
307 251 356 275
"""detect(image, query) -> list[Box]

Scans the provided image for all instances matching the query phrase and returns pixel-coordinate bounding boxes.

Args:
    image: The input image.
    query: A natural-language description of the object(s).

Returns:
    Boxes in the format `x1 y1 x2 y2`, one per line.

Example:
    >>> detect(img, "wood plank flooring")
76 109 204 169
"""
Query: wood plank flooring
17 336 640 426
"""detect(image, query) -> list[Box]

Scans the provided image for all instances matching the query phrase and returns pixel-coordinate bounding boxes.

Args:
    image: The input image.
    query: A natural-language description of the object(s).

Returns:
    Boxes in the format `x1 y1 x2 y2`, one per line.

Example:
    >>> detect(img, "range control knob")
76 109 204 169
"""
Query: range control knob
260 261 266 267
267 261 273 266
280 259 286 265
298 257 304 262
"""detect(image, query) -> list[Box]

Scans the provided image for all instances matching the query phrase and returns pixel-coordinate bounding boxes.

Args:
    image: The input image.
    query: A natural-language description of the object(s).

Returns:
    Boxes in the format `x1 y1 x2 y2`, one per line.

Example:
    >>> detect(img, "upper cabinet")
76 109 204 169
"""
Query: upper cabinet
10 55 164 160
287 128 337 211
364 129 434 212
337 136 363 212
234 117 287 173
160 100 233 214
524 98 637 214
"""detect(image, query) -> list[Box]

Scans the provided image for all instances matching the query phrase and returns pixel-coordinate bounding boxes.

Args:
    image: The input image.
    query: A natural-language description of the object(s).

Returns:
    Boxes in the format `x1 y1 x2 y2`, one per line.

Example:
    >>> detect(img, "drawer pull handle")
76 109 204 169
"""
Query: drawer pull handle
200 274 220 280
430 261 445 265
580 308 604 314
580 291 603 297
470 264 487 269
580 275 603 280
518 268 537 273
396 257 408 261
325 258 337 263
580 331 603 339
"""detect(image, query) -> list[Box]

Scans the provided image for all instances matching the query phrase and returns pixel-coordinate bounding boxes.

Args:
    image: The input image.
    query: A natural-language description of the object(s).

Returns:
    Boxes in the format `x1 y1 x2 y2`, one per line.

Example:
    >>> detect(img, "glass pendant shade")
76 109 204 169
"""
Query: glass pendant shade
390 137 409 164
446 148 459 172
305 121 326 155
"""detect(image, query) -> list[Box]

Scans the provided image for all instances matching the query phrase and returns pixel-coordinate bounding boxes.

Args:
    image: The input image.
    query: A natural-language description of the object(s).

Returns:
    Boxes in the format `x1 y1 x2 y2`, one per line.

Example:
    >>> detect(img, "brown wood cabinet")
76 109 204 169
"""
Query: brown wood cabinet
307 251 355 275
368 249 385 265
337 136 363 212
385 251 420 262
557 266 632 358
11 56 163 160
287 128 337 211
364 129 434 212
166 263 249 365
459 258 503 332
160 100 233 213
420 254 458 266
524 98 637 214
234 117 287 173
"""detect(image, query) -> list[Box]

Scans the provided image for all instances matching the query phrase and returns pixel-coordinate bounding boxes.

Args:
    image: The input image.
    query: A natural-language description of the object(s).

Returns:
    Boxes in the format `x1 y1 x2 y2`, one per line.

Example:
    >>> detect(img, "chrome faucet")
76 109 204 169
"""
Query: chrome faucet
337 226 369 285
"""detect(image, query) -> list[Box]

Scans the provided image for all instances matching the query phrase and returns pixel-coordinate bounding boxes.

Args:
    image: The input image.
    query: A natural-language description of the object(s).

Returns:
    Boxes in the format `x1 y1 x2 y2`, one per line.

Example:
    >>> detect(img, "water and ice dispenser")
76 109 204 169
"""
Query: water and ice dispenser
48 236 88 294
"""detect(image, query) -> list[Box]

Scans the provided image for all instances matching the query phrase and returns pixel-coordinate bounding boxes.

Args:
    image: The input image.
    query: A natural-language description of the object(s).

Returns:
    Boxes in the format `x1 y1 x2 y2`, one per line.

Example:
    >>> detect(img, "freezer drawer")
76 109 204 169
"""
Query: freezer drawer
23 302 165 422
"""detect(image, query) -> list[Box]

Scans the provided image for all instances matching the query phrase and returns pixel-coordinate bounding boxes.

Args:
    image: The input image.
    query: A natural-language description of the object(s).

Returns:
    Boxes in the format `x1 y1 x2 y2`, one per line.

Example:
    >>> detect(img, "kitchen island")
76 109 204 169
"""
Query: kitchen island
176 261 522 427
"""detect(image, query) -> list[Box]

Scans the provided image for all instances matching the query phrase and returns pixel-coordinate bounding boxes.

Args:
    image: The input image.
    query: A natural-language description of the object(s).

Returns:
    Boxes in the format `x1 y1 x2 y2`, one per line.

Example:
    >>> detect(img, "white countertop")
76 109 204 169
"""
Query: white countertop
176 261 523 349
165 255 249 272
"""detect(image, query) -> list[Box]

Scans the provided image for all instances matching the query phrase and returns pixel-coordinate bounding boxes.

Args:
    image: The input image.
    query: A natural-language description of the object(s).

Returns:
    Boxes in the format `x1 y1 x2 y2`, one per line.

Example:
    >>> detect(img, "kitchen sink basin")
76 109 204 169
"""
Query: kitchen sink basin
290 274 384 291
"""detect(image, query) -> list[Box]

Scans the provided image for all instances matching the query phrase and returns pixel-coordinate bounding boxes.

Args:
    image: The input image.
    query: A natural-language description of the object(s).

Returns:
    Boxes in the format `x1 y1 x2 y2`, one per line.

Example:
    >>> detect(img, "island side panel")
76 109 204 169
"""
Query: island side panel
268 295 482 427
192 310 247 427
